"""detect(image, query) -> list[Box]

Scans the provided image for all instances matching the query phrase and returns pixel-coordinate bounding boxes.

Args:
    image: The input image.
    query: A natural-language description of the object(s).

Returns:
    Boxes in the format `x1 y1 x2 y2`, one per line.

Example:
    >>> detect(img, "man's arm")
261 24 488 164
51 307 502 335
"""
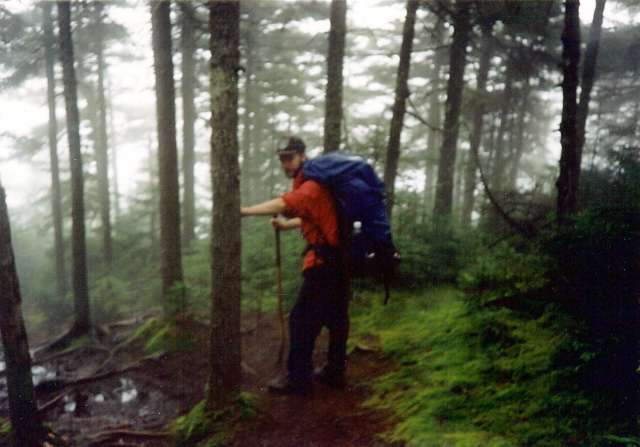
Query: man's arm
241 197 287 217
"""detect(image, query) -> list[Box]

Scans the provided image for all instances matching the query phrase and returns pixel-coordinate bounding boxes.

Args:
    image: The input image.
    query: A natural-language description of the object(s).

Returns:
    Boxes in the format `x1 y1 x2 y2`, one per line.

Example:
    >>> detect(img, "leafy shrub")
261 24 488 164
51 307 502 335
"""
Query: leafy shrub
544 202 640 433
458 239 552 312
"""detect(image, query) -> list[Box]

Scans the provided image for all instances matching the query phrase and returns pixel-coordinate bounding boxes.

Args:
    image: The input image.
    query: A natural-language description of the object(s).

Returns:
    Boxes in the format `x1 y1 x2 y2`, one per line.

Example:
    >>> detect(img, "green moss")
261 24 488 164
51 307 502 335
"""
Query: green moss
351 287 606 446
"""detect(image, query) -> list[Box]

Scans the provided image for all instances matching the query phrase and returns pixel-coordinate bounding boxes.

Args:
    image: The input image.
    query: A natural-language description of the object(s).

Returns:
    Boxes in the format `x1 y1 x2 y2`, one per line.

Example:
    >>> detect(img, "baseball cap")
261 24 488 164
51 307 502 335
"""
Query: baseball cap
276 136 306 155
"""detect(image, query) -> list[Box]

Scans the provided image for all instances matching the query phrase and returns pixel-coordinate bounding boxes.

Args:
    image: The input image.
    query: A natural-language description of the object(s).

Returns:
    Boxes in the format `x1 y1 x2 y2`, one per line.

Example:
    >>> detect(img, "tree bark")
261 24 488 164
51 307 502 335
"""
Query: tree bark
151 1 184 314
323 0 347 153
507 78 531 189
241 4 258 206
180 2 197 248
461 20 494 227
0 185 46 447
207 0 242 412
423 18 446 217
556 0 581 222
576 0 606 166
383 0 419 219
433 1 472 221
94 2 113 268
42 2 67 298
58 1 91 335
489 61 515 193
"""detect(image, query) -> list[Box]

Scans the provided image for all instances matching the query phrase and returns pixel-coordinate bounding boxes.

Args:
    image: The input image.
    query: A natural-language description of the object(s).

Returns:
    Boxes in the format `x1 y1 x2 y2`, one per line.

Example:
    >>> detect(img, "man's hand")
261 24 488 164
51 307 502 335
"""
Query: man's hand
270 217 301 231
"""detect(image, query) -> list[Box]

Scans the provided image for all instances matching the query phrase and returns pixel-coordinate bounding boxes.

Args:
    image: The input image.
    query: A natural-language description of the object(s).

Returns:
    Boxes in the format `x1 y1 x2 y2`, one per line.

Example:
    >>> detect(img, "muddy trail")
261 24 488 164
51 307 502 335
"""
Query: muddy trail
0 311 402 446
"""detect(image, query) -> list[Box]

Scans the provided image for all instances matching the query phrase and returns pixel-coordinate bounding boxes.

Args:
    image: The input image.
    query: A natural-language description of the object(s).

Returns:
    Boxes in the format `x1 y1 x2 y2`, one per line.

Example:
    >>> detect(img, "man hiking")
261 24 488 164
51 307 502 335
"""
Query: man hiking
241 136 349 395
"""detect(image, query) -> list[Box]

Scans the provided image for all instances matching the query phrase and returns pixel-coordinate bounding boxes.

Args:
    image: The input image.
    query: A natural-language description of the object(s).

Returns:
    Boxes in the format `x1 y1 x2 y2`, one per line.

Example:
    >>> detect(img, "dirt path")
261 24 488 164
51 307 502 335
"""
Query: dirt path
2 312 401 446
233 315 402 447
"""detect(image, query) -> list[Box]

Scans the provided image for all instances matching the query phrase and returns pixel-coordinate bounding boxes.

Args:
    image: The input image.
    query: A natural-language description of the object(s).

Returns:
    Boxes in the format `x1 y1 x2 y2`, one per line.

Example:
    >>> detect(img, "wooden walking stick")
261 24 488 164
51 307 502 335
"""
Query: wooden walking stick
274 216 286 364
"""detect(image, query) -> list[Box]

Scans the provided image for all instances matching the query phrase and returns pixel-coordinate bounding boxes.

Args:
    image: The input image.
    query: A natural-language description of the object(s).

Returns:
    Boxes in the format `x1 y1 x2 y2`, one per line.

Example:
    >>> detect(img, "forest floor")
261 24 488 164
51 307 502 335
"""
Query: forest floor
11 310 403 447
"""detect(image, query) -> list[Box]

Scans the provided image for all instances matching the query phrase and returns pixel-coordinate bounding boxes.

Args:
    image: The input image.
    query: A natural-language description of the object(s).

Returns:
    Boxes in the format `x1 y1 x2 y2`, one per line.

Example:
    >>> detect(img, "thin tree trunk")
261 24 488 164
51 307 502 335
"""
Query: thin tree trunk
42 2 67 298
433 1 472 221
94 2 113 268
423 18 446 218
576 0 606 166
383 0 418 219
58 1 91 335
461 20 493 227
508 78 531 189
151 1 184 314
180 2 197 248
489 62 514 193
241 11 256 205
0 184 46 447
107 76 121 221
556 0 581 222
207 0 242 412
323 0 347 153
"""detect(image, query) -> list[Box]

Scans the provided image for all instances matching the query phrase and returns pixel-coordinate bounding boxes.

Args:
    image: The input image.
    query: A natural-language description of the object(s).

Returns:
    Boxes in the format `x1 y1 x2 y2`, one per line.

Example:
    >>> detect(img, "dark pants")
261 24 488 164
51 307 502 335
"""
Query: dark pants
287 263 349 384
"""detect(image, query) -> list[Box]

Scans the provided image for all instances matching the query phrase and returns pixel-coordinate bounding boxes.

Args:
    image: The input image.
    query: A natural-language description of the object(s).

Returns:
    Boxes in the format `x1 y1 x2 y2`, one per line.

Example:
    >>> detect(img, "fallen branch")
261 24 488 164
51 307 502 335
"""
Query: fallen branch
35 359 145 394
38 392 66 413
82 427 170 443
91 333 142 376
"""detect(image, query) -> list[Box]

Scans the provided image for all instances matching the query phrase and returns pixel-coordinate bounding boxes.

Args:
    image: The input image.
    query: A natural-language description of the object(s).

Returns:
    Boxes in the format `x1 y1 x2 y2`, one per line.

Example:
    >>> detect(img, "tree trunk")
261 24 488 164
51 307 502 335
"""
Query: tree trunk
241 5 258 206
58 1 91 335
323 0 347 153
576 0 606 166
151 1 184 314
180 2 197 248
383 0 418 219
507 78 531 189
42 2 67 298
423 18 446 218
433 1 472 221
0 185 46 447
489 61 515 193
94 2 113 268
207 0 242 412
556 0 581 222
461 20 494 227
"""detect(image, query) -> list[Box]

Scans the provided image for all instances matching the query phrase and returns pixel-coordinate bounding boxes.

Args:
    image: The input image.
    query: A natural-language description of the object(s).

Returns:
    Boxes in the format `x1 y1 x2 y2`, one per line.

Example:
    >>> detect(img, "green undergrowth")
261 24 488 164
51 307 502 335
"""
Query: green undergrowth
350 288 609 446
169 393 257 447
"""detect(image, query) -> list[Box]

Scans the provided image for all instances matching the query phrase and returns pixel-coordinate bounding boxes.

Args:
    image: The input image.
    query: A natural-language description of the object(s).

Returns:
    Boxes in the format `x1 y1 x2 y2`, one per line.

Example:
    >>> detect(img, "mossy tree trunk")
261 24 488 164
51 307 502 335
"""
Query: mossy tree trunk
461 19 494 227
323 0 346 154
0 185 47 447
179 2 197 248
58 0 91 336
151 1 184 315
383 0 419 219
555 0 581 223
576 0 606 168
207 0 242 412
42 2 67 298
94 2 113 269
433 0 472 224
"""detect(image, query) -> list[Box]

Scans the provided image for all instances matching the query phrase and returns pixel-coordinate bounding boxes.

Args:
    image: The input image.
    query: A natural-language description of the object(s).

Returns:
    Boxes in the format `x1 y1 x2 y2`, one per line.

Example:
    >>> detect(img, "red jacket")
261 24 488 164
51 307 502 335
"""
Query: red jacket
281 169 339 272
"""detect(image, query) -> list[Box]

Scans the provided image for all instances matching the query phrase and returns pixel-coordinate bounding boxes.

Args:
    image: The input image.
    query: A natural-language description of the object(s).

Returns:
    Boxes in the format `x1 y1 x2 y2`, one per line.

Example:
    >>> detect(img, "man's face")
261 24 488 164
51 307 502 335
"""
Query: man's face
279 153 305 178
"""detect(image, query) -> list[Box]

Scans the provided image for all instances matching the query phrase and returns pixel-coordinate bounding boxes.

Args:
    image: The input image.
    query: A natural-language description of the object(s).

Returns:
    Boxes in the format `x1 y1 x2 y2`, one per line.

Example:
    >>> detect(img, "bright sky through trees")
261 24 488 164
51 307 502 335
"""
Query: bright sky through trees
0 0 633 212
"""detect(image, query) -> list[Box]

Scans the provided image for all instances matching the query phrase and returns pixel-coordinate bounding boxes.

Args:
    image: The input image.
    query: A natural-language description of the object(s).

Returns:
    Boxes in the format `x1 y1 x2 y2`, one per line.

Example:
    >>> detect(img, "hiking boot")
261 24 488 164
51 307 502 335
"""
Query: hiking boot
267 376 312 396
312 364 346 389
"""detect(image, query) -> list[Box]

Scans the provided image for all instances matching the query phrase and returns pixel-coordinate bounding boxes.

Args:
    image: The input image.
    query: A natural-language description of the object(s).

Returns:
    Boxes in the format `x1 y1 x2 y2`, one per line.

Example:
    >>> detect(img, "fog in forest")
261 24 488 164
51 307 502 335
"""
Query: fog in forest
0 0 637 324
2 0 640 445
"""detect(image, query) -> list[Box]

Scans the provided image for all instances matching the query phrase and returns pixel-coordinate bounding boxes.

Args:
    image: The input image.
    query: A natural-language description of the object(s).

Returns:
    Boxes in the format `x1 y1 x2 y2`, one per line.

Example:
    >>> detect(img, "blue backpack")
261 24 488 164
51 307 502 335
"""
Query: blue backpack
302 150 400 303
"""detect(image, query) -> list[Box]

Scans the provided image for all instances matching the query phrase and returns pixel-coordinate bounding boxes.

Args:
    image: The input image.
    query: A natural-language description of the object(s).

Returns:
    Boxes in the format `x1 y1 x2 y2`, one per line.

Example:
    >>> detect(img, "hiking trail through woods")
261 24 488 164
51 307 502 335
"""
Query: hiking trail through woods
3 311 404 446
